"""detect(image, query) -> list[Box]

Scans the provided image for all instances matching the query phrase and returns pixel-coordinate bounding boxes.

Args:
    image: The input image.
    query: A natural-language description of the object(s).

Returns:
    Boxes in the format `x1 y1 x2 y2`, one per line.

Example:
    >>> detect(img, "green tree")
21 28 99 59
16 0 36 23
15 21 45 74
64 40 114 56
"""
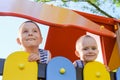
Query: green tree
34 0 120 19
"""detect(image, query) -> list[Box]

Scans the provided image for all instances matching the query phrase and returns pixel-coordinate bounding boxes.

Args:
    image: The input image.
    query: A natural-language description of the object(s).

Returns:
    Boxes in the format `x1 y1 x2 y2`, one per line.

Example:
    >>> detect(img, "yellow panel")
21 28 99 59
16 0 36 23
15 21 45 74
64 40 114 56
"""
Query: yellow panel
3 51 38 80
108 42 120 71
84 61 110 80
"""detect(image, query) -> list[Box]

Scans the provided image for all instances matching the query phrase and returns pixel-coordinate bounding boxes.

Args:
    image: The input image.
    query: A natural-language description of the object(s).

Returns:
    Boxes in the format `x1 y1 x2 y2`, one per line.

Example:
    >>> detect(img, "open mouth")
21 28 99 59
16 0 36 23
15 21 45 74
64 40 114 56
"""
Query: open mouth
26 38 35 41
86 54 96 57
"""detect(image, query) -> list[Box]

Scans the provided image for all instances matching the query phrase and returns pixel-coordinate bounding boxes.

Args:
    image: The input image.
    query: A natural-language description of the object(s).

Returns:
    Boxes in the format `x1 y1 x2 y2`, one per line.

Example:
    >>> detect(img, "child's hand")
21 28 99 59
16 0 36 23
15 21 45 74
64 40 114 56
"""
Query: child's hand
105 65 111 72
28 53 40 62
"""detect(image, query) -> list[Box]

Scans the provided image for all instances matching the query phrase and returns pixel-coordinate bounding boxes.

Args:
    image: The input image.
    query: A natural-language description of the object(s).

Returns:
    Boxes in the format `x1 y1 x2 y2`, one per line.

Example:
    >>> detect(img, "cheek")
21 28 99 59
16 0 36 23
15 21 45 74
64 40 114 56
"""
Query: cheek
78 50 87 60
19 37 26 45
38 37 42 43
83 54 87 59
80 53 86 60
95 50 99 55
20 37 25 42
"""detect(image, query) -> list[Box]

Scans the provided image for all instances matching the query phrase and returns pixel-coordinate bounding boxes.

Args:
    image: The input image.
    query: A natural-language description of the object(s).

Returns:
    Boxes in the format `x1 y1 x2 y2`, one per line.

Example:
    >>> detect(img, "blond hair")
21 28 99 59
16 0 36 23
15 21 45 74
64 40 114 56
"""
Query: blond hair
76 35 96 51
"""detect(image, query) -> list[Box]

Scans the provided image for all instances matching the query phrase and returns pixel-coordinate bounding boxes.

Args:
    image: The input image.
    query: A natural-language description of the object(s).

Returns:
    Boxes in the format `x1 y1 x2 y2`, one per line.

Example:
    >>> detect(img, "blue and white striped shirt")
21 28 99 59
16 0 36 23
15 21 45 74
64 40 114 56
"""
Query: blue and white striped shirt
73 60 84 68
39 49 50 64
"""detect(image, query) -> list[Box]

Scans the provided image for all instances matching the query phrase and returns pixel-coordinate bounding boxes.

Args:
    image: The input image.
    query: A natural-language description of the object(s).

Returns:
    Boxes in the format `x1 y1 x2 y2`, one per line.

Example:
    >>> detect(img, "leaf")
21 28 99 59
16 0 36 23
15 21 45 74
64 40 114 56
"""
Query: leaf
62 0 68 2
72 0 79 2
116 2 120 7
112 0 116 3
89 0 97 4
44 0 51 2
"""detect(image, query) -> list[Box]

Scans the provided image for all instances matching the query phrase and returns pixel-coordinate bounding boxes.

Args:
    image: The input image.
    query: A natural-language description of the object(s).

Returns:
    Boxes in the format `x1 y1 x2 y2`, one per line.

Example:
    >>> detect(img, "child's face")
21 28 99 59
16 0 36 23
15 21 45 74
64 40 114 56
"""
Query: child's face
78 37 99 62
17 22 42 48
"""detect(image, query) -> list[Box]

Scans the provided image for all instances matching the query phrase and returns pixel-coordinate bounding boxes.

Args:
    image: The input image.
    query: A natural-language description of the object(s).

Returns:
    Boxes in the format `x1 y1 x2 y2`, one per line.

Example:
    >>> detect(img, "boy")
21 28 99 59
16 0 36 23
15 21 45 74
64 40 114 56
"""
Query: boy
16 21 51 63
73 35 98 68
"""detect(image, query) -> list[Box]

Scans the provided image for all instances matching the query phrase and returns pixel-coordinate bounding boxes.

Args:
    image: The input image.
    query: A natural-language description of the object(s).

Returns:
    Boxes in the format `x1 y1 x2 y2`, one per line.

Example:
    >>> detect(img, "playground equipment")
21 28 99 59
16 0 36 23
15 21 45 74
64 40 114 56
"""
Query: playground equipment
0 0 120 80
46 56 76 80
2 51 38 80
0 51 119 80
83 61 111 80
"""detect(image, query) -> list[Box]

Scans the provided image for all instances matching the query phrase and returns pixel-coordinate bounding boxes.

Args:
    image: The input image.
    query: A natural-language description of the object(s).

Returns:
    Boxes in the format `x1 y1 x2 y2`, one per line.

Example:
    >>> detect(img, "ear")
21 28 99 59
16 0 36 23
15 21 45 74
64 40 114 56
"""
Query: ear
75 50 80 58
16 38 21 45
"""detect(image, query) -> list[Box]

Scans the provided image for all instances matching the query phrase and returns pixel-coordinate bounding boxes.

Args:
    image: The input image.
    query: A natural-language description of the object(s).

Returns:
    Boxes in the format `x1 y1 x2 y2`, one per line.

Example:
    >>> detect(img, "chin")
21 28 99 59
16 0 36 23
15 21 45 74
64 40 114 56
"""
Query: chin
87 59 95 62
27 45 37 47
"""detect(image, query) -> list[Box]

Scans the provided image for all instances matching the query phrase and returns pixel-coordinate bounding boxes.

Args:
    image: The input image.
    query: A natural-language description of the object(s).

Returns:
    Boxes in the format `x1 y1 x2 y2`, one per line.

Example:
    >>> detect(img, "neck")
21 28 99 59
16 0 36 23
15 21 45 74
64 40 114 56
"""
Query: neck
82 61 86 65
82 60 89 65
23 46 39 54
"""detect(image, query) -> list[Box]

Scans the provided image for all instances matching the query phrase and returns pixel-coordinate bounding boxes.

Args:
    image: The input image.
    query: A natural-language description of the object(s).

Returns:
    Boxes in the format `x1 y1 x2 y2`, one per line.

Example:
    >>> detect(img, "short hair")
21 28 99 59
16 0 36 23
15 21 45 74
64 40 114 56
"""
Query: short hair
76 35 96 51
19 20 40 32
19 20 42 35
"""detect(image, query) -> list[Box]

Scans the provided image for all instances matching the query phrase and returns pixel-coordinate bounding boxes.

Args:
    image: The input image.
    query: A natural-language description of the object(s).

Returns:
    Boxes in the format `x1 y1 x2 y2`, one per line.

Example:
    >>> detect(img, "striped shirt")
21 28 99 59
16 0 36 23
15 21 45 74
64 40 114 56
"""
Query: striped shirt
39 49 50 64
73 60 84 68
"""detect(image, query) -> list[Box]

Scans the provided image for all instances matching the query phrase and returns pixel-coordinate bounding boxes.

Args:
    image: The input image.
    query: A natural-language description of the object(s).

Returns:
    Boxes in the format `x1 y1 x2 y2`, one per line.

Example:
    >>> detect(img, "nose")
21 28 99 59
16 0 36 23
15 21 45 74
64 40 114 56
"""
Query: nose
28 32 33 36
88 49 93 54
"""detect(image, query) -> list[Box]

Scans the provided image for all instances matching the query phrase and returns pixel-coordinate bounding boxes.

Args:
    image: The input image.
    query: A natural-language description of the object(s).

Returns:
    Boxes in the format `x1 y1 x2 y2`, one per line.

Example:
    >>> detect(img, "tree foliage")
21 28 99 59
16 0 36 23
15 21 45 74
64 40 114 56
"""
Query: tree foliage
34 0 120 19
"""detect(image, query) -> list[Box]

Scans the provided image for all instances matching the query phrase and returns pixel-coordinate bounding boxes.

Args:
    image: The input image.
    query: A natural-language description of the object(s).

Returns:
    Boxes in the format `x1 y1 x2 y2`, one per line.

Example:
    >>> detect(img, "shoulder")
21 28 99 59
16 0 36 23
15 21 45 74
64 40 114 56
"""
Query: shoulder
73 60 84 68
39 49 50 54
39 49 47 52
73 60 80 64
73 60 81 63
39 49 51 63
39 49 51 59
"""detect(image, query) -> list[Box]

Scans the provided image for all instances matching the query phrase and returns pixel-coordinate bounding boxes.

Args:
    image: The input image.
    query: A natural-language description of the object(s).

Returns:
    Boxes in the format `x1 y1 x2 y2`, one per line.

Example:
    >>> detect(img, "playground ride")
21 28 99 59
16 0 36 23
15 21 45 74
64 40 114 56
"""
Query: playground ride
1 51 120 80
0 0 120 80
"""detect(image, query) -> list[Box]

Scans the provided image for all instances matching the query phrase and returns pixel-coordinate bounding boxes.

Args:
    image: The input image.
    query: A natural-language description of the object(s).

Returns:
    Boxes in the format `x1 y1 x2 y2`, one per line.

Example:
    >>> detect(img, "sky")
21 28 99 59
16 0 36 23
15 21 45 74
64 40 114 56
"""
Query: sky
1 0 117 79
